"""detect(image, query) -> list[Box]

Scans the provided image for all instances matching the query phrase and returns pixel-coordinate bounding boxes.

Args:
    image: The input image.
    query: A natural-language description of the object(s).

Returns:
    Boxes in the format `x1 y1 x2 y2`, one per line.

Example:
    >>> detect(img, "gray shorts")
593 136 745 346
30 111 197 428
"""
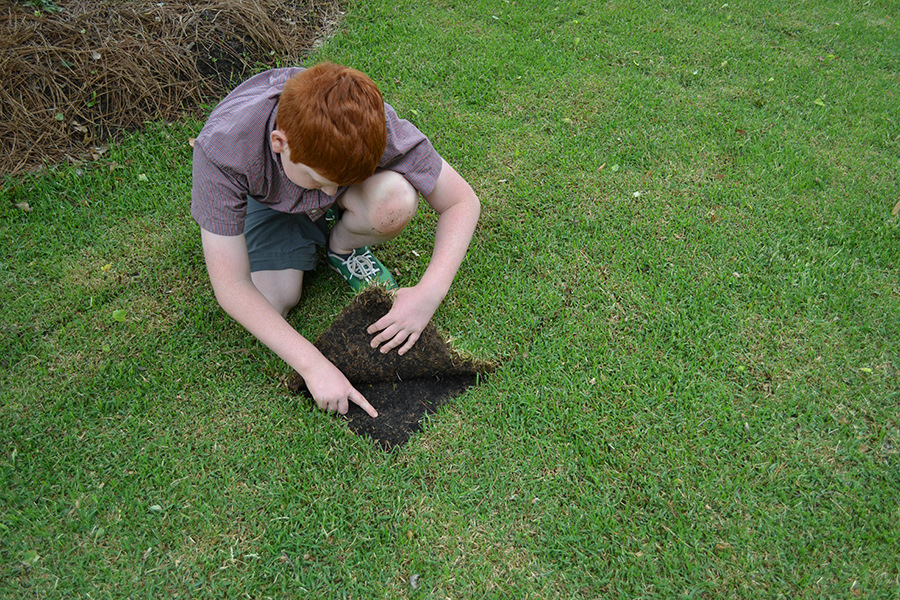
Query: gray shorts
244 197 329 272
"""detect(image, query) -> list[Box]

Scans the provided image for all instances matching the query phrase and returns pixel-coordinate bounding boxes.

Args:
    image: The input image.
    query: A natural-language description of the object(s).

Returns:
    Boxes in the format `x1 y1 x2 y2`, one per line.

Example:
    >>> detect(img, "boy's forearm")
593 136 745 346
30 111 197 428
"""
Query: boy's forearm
215 280 376 416
417 198 480 299
216 280 325 374
199 228 376 416
364 191 479 357
201 228 327 378
418 162 481 298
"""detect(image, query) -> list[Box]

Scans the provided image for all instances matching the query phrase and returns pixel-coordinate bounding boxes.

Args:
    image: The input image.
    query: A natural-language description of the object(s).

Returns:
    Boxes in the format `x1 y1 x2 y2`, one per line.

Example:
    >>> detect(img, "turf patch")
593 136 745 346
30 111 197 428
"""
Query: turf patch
288 288 495 449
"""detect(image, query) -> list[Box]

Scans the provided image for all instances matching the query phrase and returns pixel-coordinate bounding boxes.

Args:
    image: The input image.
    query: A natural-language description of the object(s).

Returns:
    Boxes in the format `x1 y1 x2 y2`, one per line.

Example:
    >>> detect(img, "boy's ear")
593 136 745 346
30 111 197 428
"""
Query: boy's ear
270 129 288 154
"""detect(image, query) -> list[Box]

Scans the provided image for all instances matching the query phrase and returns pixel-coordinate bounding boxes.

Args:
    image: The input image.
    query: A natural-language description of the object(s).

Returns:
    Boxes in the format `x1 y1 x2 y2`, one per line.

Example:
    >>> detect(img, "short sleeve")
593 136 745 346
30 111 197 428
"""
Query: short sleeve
190 142 250 236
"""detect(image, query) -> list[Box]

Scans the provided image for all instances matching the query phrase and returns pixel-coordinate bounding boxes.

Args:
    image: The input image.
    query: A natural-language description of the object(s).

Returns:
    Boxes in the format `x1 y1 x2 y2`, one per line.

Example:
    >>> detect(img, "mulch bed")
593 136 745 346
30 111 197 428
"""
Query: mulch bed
1 0 340 176
288 288 497 450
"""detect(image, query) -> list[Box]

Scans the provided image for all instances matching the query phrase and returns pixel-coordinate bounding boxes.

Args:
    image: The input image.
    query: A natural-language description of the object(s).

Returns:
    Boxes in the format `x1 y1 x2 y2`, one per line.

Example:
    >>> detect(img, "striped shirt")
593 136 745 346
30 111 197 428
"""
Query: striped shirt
191 68 444 236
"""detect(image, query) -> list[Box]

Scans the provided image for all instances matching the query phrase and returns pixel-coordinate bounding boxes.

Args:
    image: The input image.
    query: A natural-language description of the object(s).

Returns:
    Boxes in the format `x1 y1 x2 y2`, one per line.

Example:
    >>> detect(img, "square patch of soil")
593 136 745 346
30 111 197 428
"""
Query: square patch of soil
288 288 495 449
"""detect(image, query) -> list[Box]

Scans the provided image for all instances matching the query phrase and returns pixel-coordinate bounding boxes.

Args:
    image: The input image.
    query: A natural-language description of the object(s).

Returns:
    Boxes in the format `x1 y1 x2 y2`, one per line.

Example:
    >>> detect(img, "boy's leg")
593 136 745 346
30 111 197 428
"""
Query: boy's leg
327 171 417 290
330 171 418 255
244 197 327 316
250 269 303 318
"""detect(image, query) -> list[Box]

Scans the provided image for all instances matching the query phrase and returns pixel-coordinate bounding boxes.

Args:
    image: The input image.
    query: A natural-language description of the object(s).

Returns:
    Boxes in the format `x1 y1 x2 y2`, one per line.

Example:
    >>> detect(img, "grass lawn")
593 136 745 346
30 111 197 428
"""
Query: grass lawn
2 0 898 597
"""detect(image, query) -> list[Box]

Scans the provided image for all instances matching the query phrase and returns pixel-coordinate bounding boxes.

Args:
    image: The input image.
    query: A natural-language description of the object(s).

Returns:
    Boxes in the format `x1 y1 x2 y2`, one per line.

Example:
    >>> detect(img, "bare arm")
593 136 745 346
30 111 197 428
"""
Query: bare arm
367 160 481 354
200 228 377 417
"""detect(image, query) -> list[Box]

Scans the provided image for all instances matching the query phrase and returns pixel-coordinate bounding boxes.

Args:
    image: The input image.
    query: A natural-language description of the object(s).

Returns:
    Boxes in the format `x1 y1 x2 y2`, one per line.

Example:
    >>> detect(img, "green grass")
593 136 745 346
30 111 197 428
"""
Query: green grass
2 0 898 597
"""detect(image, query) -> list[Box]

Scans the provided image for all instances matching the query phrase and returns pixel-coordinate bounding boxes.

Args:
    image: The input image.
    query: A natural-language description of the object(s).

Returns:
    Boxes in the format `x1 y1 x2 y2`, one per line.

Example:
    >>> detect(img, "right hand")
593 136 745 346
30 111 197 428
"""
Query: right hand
303 359 378 418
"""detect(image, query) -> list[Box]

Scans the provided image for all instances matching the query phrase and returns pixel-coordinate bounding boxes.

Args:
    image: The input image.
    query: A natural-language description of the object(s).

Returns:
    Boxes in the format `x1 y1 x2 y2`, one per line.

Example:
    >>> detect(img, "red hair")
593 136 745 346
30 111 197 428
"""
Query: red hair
277 63 387 185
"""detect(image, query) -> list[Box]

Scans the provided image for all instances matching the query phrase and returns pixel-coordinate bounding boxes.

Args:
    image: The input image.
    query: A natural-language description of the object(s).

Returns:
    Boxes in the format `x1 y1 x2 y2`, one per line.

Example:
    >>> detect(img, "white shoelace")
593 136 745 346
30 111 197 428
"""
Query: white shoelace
339 251 380 281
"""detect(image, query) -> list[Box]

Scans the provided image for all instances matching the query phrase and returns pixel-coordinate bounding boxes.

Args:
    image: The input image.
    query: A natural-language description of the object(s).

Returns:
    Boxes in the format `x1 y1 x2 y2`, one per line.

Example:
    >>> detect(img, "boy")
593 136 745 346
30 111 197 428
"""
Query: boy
191 63 480 419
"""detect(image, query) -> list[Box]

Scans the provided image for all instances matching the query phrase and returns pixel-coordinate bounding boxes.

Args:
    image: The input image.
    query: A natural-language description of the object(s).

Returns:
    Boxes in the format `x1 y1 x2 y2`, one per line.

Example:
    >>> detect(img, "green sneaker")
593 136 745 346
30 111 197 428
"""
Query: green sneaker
327 247 398 292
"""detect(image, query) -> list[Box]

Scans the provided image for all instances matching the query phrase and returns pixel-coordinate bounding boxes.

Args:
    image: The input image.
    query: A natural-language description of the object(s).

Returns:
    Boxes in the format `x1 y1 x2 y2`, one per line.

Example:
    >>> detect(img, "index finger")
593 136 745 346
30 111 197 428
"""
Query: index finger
349 386 378 418
367 313 391 335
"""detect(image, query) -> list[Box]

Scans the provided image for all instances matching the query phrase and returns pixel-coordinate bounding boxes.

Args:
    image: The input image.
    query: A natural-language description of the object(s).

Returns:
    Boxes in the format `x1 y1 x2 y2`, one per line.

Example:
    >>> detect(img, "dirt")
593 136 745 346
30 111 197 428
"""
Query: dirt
288 288 496 449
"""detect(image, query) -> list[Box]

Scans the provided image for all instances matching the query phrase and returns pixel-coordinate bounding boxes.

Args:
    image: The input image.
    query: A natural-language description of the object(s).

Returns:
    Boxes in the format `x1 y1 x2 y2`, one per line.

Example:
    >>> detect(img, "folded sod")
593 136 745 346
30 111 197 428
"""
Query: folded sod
288 287 495 449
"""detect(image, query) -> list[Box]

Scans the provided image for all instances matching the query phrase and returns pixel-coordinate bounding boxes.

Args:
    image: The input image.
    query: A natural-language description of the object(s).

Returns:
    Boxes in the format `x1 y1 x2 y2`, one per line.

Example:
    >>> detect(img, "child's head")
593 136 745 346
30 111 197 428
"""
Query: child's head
276 63 386 185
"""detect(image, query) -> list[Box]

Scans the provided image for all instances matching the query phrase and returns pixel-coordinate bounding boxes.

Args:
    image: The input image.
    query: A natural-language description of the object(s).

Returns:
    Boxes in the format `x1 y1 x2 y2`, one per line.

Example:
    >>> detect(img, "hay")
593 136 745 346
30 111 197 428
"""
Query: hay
0 0 340 175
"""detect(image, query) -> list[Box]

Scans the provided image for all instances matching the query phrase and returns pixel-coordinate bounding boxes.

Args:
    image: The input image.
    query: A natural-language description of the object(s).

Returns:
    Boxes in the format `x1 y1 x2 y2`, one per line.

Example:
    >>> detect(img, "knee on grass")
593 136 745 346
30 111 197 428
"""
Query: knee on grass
251 270 303 317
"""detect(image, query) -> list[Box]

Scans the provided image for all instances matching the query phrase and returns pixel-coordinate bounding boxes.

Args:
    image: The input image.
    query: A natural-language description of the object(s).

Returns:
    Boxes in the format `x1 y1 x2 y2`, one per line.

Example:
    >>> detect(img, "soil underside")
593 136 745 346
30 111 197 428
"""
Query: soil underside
1 0 341 176
288 288 497 450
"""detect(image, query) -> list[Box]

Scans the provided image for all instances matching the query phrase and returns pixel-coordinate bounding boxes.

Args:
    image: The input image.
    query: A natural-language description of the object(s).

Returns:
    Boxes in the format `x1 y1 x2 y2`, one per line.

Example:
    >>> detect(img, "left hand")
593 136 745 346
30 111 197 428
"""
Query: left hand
367 285 443 355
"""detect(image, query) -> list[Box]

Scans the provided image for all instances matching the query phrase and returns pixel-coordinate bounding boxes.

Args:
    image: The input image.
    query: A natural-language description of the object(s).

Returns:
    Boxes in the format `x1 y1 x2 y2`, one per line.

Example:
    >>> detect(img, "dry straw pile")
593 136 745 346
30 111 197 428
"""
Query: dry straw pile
1 0 338 175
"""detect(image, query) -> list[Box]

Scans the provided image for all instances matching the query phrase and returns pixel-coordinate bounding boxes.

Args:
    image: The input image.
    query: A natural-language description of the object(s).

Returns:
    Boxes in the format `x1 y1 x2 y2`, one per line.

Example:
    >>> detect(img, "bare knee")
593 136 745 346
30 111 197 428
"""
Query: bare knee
373 175 418 235
270 288 301 318
251 270 303 317
341 171 418 237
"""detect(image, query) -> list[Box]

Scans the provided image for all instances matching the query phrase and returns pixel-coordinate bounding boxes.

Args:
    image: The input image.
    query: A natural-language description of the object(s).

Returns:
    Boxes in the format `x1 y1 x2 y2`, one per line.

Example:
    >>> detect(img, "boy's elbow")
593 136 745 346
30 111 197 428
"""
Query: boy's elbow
468 189 481 222
209 285 235 319
211 287 232 313
207 274 245 318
